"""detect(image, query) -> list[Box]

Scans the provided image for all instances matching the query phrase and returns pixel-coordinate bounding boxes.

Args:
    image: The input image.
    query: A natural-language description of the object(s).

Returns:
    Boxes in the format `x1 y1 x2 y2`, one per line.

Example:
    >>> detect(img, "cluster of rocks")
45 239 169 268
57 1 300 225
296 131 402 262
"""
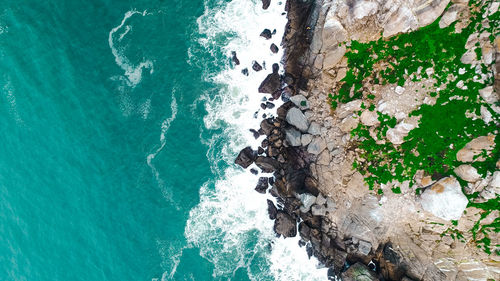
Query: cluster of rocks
236 0 499 280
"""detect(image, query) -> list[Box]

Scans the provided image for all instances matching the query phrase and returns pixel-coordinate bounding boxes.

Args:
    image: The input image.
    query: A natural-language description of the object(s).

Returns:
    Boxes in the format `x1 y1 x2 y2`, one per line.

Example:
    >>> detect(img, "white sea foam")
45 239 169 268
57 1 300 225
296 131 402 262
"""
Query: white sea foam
185 0 330 280
147 93 178 206
108 10 154 88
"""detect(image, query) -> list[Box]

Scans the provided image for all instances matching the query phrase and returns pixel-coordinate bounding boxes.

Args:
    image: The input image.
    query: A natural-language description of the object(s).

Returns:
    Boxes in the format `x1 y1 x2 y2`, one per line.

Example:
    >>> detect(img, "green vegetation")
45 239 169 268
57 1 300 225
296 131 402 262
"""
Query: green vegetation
329 0 500 253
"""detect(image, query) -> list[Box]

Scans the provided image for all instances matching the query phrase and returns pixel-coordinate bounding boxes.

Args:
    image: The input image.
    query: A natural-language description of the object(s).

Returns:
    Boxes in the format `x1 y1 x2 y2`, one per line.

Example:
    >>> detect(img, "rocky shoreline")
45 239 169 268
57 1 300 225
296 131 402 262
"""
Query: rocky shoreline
236 0 499 280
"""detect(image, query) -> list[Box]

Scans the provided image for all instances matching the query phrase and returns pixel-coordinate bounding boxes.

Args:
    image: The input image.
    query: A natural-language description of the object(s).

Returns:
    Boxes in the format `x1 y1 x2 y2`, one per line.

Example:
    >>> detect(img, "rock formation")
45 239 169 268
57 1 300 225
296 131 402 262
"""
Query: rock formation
236 0 500 280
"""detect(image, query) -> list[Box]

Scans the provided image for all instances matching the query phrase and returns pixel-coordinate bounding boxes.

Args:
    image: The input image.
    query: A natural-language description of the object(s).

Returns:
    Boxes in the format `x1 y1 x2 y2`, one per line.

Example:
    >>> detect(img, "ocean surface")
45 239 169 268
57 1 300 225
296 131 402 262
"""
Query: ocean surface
0 0 328 280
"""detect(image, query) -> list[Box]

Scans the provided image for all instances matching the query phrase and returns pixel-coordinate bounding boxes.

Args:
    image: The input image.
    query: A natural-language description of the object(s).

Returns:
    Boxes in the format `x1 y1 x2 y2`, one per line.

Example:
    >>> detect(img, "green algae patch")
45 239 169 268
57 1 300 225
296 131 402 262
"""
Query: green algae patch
331 0 500 254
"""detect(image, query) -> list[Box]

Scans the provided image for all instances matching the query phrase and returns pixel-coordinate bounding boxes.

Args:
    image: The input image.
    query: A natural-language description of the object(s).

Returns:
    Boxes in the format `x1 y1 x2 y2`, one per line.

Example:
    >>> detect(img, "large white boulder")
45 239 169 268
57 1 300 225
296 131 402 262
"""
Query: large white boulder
420 177 468 221
454 165 482 183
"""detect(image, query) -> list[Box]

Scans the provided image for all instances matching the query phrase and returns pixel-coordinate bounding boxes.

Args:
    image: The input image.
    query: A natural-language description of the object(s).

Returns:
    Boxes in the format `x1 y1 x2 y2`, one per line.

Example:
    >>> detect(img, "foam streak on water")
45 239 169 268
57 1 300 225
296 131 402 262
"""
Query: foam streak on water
147 93 178 205
108 10 154 88
185 0 329 280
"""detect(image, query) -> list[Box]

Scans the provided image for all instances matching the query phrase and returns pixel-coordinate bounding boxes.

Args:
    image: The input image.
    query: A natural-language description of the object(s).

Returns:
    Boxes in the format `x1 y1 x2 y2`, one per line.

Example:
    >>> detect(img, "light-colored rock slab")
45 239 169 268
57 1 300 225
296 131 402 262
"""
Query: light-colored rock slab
286 107 310 132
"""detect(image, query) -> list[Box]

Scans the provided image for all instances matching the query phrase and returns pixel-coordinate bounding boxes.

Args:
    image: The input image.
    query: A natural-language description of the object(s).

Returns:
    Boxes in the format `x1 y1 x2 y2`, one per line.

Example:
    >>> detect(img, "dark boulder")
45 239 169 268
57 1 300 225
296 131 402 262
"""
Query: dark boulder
249 129 260 139
241 68 249 76
255 177 269 194
260 29 272 39
301 211 322 229
231 51 240 65
262 0 271 9
250 168 258 175
260 103 267 110
235 146 256 168
272 63 279 73
274 211 297 238
257 147 265 155
270 43 279 53
267 199 277 219
298 222 311 241
260 119 275 136
255 156 280 172
258 72 280 93
252 61 263 72
266 102 275 109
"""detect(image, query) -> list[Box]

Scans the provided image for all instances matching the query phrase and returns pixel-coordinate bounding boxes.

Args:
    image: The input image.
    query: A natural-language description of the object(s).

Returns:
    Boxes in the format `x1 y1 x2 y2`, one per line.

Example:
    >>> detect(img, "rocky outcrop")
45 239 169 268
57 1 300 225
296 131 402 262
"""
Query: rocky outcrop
235 0 499 280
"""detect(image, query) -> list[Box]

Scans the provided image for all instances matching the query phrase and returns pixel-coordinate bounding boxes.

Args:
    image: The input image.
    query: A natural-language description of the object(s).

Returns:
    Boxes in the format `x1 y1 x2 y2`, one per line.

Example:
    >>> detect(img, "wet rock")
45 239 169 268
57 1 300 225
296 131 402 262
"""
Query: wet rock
255 156 280 173
260 28 272 39
255 177 269 194
261 0 270 10
266 102 275 109
249 129 260 139
304 177 320 196
235 146 256 168
420 177 468 221
231 51 240 65
258 72 281 93
267 199 277 219
286 128 302 146
270 43 279 53
454 164 481 183
341 263 379 281
272 63 279 73
289 95 309 110
257 147 265 155
250 168 258 175
260 103 267 110
252 61 263 72
241 68 249 76
274 211 297 238
299 222 311 241
286 107 310 132
260 119 274 136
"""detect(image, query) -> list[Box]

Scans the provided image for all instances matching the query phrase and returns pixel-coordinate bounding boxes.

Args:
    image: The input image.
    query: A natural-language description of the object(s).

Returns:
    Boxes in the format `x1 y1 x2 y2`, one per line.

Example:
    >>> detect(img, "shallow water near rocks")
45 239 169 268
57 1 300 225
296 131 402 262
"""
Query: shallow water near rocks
0 0 328 280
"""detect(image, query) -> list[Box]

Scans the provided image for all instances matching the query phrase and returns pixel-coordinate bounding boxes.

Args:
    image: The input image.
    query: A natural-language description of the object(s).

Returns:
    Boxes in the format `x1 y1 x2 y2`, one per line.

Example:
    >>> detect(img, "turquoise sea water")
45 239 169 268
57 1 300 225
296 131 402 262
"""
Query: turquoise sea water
0 1 328 280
